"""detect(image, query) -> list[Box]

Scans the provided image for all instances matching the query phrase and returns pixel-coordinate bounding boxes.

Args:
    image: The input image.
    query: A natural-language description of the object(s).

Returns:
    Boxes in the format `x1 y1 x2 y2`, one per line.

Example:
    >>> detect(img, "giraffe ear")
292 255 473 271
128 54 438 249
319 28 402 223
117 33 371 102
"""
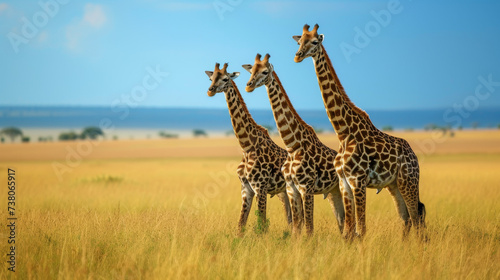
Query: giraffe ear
205 71 213 79
318 34 325 43
228 72 240 80
241 64 252 73
268 63 274 73
292 35 301 43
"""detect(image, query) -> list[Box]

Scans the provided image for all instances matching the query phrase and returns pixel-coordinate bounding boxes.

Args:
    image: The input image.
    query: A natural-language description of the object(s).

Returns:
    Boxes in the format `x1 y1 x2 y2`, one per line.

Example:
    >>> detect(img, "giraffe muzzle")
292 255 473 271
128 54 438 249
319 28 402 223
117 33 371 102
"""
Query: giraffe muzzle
245 81 255 92
294 52 305 63
207 87 216 96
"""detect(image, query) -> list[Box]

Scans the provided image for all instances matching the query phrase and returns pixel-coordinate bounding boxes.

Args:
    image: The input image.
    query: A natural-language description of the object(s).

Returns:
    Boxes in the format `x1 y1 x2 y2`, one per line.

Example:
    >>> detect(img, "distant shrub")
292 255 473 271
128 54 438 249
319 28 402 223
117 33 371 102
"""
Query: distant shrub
424 123 439 131
312 126 325 134
38 136 53 142
59 131 80 141
382 125 393 132
471 122 479 129
81 175 124 184
193 129 208 138
91 175 123 183
21 136 30 143
81 126 104 140
159 131 179 139
262 125 275 134
112 135 118 140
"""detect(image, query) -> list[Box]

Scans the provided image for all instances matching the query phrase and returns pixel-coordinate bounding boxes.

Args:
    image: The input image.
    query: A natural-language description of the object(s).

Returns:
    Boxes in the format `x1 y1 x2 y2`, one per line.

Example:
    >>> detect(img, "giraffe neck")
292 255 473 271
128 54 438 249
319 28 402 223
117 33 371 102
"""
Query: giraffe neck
312 45 376 141
265 71 316 151
225 80 268 152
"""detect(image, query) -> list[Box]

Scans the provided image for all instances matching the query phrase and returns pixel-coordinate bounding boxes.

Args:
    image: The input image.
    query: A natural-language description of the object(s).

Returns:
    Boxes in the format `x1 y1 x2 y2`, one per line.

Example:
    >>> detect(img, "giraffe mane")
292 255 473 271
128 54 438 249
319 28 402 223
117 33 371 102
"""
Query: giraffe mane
272 72 316 134
230 80 270 137
320 45 371 120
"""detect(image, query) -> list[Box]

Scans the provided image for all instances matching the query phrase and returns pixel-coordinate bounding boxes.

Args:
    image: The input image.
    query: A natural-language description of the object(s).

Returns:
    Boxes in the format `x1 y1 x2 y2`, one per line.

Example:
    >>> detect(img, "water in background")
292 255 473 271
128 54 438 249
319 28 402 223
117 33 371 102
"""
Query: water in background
1 106 499 132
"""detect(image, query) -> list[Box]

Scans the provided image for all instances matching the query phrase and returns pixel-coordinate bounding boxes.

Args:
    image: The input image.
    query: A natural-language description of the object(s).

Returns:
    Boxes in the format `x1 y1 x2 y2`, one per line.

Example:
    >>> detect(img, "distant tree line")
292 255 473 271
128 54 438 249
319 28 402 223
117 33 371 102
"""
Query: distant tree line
0 127 30 143
59 127 104 141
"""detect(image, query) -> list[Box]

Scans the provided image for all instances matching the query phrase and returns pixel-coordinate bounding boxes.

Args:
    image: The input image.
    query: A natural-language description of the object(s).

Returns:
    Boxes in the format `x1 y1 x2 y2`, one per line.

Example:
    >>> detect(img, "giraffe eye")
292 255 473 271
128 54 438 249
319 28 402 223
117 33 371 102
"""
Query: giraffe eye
222 78 229 82
263 71 269 75
312 41 319 45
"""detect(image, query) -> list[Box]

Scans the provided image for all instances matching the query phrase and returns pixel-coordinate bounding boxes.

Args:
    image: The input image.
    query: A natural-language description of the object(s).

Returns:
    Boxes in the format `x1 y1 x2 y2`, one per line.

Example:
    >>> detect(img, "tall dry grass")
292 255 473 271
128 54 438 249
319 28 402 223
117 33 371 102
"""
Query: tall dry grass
0 131 499 279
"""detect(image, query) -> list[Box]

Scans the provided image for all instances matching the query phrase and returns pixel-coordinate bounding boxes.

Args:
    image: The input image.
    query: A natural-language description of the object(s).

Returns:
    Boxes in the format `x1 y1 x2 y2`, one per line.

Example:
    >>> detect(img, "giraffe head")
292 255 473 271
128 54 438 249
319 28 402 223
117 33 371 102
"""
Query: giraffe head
241 53 274 92
293 24 324 63
205 62 240 96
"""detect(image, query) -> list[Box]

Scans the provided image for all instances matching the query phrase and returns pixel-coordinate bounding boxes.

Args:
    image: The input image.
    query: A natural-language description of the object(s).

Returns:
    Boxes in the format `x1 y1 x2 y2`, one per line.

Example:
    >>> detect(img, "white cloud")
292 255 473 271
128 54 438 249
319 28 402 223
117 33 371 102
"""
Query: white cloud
83 4 106 28
0 3 8 12
38 30 48 43
66 3 108 52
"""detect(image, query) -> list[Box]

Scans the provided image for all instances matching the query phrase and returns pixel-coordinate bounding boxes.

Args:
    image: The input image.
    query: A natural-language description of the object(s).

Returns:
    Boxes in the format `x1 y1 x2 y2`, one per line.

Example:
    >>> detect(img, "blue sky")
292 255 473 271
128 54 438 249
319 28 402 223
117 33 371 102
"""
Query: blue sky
1 0 500 111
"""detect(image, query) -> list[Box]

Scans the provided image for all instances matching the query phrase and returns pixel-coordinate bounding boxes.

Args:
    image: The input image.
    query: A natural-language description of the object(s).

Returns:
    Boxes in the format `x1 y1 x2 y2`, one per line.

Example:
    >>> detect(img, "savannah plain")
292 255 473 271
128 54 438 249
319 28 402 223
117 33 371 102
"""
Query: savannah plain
0 130 499 279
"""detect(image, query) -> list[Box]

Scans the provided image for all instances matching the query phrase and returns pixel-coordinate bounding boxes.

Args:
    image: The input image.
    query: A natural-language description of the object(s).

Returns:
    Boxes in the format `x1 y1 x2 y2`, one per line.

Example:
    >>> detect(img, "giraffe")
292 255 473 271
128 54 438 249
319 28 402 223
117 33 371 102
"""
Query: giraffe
205 62 292 235
242 54 345 236
293 24 426 239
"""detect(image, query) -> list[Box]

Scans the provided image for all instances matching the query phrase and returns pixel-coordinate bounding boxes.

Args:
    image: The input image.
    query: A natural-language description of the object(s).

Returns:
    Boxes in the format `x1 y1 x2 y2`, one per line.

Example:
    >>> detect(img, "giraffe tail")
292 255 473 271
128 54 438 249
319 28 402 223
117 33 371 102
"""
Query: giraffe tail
418 201 426 227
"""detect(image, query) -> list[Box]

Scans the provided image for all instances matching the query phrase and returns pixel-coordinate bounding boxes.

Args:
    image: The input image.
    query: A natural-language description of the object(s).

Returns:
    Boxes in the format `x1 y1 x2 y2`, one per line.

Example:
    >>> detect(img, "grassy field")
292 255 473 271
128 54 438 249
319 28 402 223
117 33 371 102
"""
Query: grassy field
0 130 499 279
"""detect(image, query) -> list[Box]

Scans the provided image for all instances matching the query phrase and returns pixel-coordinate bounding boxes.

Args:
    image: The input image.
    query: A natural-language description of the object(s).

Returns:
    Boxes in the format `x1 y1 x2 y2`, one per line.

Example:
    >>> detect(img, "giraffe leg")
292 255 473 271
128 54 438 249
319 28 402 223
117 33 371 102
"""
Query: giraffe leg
339 176 355 240
326 188 345 234
387 182 411 238
286 182 303 235
398 183 420 235
296 175 316 236
396 144 428 241
352 183 367 238
302 192 314 236
397 164 427 240
237 178 254 235
254 188 269 233
277 191 292 225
